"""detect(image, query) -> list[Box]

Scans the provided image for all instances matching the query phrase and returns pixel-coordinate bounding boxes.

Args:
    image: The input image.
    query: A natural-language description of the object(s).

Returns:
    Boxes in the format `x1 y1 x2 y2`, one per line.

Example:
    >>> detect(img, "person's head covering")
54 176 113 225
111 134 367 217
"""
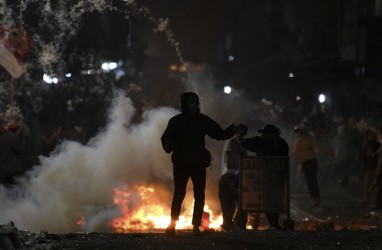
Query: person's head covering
258 124 280 136
180 92 199 113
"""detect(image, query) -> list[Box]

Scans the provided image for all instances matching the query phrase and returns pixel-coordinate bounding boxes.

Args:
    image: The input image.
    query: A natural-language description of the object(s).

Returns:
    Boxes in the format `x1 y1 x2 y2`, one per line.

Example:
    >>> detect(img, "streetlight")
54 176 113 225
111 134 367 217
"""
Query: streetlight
224 85 232 94
101 61 118 72
318 94 326 103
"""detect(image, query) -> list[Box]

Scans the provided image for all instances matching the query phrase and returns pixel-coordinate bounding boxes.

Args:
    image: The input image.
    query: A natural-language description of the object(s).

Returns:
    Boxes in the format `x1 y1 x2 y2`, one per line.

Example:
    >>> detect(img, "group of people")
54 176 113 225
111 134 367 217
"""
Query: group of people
161 91 382 235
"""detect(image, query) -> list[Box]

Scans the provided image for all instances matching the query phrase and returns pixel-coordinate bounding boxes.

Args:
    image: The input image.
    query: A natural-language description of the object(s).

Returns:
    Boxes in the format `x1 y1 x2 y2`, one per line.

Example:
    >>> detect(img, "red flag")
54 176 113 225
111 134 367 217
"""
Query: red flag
0 26 32 79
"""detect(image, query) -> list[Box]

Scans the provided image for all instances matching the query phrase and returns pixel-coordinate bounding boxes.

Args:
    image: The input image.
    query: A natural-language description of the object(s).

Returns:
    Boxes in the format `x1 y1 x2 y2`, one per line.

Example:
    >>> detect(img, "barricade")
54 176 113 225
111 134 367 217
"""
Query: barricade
239 156 294 230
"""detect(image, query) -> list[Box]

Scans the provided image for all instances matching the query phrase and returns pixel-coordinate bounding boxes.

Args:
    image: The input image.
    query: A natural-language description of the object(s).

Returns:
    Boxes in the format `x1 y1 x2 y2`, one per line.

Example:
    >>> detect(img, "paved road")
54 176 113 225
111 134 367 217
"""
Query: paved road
4 180 382 250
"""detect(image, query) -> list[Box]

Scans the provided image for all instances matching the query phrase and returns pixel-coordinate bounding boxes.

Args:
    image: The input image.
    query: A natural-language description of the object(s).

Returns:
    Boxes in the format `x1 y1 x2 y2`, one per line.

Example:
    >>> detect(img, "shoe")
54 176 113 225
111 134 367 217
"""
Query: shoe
165 226 175 235
192 226 202 236
268 224 282 230
220 222 234 231
165 222 176 236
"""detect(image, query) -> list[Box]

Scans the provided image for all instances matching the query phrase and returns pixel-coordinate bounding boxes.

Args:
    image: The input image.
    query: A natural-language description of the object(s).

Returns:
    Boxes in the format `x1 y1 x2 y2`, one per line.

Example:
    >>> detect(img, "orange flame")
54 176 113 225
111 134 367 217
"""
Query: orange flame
111 185 222 232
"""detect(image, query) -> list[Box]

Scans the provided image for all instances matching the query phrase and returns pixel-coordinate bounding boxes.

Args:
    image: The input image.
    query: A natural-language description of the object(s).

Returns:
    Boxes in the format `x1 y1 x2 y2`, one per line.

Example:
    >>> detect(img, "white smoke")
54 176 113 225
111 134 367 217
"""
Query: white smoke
0 91 178 233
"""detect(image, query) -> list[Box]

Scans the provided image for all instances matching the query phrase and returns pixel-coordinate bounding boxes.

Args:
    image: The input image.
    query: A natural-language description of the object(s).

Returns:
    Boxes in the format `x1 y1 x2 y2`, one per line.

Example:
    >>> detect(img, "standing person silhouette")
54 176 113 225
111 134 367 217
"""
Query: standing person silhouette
293 126 334 207
161 92 236 236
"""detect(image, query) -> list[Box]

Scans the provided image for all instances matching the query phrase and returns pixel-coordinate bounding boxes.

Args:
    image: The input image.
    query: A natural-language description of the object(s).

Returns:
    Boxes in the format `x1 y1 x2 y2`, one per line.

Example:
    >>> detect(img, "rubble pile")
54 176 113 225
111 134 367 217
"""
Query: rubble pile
0 222 62 250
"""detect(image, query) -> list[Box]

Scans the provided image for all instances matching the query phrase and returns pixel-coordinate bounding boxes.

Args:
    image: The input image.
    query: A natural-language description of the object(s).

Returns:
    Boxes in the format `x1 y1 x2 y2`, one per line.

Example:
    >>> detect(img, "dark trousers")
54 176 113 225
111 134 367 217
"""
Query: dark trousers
301 158 320 199
170 166 206 226
376 175 382 208
265 213 280 228
219 179 236 227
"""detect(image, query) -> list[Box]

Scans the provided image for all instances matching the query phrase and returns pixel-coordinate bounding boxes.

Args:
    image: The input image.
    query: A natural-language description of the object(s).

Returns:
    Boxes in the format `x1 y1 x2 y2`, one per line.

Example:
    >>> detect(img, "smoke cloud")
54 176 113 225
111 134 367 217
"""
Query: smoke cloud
0 91 179 233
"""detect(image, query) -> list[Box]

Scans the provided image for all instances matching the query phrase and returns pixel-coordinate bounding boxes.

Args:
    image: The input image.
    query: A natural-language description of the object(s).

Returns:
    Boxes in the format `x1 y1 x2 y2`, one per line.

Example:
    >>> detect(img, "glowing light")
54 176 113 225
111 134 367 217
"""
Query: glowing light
227 55 235 61
178 64 187 72
43 74 52 84
111 185 222 232
296 95 301 101
101 61 118 72
101 63 109 71
43 73 59 84
288 73 294 78
318 94 326 103
65 73 72 78
224 86 232 94
169 64 177 71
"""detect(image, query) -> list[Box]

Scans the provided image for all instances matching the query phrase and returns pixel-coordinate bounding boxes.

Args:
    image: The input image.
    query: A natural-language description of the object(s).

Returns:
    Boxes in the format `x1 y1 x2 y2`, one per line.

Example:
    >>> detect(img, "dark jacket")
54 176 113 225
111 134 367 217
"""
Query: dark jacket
0 130 23 178
161 112 235 168
241 136 289 156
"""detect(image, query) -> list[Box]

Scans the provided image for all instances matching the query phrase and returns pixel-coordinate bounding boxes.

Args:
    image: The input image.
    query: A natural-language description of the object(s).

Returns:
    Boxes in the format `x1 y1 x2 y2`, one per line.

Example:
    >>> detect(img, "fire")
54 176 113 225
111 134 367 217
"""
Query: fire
111 185 222 232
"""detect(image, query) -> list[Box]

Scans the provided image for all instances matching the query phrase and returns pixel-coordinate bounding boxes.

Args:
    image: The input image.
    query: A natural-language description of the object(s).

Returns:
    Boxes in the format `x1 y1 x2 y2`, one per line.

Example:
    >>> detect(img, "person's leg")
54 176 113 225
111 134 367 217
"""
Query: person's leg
363 169 376 207
167 167 189 234
190 167 206 229
265 213 281 229
218 175 235 229
375 180 382 208
302 159 320 206
233 211 248 230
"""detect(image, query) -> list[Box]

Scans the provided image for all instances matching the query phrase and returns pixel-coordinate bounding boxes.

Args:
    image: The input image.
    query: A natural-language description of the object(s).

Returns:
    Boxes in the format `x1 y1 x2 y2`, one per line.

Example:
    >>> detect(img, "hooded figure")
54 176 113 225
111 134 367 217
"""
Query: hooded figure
161 92 236 235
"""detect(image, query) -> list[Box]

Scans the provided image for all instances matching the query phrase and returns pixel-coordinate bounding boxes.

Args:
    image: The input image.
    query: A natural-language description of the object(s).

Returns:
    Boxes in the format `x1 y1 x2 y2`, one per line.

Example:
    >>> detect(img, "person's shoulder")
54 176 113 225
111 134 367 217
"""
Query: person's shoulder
169 113 182 121
279 136 289 144
197 113 211 120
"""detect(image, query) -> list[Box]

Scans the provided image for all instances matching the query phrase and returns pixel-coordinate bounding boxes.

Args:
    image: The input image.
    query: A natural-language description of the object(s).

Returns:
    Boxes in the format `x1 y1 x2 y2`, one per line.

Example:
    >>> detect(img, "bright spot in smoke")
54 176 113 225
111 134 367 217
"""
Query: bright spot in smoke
288 72 294 78
318 94 326 103
296 95 301 101
224 86 232 94
228 55 235 61
65 73 72 78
